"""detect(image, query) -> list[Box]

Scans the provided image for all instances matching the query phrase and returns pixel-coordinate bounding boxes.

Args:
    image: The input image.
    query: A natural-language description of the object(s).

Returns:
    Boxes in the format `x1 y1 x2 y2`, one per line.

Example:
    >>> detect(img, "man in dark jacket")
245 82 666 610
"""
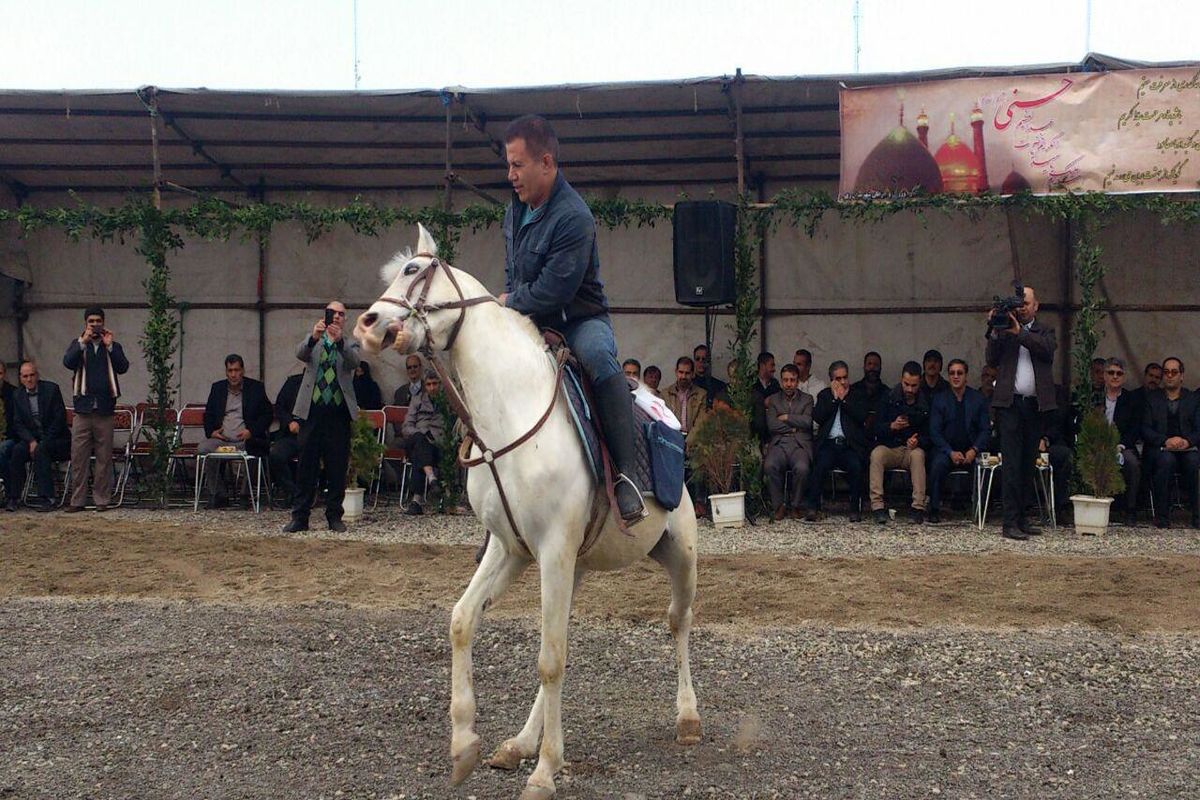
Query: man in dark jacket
62 306 129 511
199 354 273 507
750 351 781 445
985 286 1057 540
498 114 644 523
7 361 70 511
1096 357 1143 525
804 360 869 522
269 370 305 503
919 349 950 405
851 351 888 430
1142 356 1200 528
392 354 424 410
868 361 930 524
692 344 728 410
927 359 991 524
0 362 18 506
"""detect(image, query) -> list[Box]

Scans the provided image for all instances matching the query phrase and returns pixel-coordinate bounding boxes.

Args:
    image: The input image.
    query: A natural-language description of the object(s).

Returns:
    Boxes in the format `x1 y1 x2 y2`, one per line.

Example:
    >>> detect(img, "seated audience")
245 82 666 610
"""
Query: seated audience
792 348 826 399
269 370 305 502
692 344 728 409
664 357 708 438
392 354 424 408
764 363 814 520
919 349 950 405
851 351 888 431
1127 361 1162 424
751 351 781 445
622 358 642 384
1040 384 1077 524
353 362 383 411
0 362 16 505
199 354 273 508
402 370 447 515
927 359 990 524
1097 357 1142 525
869 361 930 524
805 360 868 522
642 365 663 394
1142 356 1199 529
7 361 70 511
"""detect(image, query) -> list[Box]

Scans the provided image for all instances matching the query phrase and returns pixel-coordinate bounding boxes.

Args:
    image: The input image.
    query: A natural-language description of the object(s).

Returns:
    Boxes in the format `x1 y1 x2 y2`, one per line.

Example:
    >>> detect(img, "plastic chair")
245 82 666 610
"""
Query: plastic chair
358 409 387 509
381 404 411 503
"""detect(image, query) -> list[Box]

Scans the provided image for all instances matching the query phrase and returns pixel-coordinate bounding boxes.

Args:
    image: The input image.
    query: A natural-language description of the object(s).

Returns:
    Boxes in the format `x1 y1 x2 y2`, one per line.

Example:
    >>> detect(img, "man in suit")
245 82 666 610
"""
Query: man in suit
692 344 728 410
664 357 708 438
7 360 70 511
1142 356 1200 529
392 354 424 409
401 370 447 515
199 354 273 508
927 359 991 525
62 306 130 512
804 360 870 522
869 361 930 525
985 286 1057 540
269 369 305 504
284 301 362 533
1097 357 1143 526
750 351 781 445
0 361 17 506
764 363 814 521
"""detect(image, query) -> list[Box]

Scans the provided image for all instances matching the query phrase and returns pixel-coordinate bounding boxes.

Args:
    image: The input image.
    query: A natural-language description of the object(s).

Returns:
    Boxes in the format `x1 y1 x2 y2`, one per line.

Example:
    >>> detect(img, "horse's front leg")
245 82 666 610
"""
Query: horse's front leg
520 547 578 800
449 541 529 786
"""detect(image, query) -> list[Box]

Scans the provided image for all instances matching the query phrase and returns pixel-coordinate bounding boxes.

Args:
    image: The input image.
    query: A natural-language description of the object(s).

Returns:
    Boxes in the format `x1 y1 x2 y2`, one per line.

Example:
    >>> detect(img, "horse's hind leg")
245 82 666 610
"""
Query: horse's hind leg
650 518 701 745
490 570 584 771
449 542 529 786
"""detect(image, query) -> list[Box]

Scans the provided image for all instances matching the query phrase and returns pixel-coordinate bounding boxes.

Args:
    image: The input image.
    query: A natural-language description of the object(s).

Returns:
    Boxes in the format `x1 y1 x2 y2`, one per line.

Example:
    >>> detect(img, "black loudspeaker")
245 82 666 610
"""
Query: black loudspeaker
672 200 736 307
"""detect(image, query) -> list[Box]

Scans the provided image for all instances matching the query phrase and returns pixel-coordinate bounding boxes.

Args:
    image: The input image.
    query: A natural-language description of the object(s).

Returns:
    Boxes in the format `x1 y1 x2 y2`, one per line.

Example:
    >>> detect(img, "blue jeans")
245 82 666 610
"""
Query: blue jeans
561 314 620 384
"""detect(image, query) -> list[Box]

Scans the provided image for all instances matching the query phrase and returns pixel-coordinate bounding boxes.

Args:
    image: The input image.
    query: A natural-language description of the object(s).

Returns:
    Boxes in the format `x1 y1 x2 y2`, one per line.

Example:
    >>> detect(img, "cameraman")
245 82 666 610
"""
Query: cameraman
985 286 1057 540
62 306 129 511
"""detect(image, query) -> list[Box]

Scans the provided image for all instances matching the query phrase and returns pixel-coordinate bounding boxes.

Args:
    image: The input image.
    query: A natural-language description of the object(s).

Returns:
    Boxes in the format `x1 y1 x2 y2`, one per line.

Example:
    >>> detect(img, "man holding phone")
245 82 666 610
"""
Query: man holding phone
62 306 129 511
283 301 362 533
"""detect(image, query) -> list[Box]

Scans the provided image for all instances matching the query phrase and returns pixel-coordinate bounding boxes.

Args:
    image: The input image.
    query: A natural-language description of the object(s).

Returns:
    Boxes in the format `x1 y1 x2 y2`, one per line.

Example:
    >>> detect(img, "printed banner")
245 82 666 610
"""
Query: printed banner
839 67 1200 197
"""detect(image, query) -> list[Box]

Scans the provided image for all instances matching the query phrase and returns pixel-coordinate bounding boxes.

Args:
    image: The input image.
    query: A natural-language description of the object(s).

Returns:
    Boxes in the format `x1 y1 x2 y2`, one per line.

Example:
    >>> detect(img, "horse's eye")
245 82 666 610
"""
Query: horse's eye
403 262 420 276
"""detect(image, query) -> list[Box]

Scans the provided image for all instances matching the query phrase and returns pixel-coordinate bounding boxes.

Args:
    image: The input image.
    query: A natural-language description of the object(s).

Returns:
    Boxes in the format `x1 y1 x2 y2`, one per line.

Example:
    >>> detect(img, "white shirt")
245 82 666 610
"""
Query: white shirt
828 404 846 440
1104 393 1119 425
1013 320 1036 397
797 376 826 397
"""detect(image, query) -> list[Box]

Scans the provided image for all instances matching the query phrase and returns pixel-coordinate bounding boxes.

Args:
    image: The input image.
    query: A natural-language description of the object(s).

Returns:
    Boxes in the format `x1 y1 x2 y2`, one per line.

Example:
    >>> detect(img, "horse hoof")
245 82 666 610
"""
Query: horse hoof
488 740 526 770
449 738 481 786
676 716 702 745
518 784 556 800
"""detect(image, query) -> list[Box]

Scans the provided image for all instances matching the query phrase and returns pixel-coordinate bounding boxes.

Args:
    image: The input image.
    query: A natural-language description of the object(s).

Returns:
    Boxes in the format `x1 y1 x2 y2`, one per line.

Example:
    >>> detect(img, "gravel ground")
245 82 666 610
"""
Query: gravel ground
2 599 1197 800
107 502 1200 558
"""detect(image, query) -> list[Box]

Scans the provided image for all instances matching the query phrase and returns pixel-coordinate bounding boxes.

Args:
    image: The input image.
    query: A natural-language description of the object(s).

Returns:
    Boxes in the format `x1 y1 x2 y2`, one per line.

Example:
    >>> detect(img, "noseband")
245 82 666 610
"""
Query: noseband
376 252 498 352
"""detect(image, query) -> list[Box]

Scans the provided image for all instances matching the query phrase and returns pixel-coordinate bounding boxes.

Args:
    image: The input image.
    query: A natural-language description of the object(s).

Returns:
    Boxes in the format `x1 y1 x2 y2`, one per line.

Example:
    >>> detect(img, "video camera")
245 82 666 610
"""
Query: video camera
988 282 1025 329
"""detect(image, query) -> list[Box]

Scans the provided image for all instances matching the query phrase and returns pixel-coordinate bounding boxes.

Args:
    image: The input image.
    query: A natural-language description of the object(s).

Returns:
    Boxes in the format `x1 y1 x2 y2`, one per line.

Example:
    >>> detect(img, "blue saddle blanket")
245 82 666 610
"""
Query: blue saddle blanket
561 366 685 511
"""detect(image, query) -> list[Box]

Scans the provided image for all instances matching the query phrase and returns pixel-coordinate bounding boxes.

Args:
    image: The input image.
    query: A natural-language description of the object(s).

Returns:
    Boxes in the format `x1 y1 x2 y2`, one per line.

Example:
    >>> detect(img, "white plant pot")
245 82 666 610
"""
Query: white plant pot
1070 494 1113 535
709 491 746 529
343 487 366 522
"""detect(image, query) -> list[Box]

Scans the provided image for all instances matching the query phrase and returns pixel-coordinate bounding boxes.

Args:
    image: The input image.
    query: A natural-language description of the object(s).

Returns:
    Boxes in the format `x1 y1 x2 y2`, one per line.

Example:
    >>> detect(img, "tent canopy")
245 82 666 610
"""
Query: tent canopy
2 53 1193 198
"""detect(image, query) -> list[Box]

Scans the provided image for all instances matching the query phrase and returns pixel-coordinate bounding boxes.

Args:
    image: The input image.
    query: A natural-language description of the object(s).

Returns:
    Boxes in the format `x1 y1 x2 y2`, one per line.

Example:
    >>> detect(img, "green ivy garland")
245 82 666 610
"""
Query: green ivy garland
3 188 1198 497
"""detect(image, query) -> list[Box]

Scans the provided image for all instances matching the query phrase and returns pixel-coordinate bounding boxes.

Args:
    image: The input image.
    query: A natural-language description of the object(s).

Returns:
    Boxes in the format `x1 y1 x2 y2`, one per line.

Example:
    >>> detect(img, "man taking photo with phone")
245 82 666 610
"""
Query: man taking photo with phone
62 306 129 512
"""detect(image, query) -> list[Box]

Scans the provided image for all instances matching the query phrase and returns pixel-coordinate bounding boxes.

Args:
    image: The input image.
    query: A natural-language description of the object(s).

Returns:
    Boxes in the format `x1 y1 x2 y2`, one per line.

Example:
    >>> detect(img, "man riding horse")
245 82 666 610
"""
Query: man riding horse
497 114 647 525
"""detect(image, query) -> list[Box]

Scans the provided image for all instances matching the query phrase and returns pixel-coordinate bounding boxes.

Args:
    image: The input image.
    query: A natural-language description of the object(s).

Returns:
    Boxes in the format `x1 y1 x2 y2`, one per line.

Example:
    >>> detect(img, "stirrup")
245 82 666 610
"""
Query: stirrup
614 473 648 525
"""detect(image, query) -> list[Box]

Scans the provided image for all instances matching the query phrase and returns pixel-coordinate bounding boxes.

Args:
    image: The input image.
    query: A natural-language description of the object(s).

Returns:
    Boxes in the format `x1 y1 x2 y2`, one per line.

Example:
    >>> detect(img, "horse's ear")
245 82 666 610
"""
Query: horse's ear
417 223 440 257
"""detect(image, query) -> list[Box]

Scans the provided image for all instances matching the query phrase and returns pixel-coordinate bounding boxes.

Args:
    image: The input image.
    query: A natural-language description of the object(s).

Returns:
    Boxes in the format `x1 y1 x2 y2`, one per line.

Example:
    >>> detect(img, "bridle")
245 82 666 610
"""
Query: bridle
373 252 573 556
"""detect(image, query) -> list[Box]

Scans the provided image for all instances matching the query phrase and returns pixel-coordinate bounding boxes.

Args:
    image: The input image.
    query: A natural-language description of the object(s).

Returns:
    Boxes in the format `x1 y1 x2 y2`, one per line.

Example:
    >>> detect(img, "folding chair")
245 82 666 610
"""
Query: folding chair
381 404 411 503
358 409 387 509
168 407 206 503
128 404 179 501
195 445 264 513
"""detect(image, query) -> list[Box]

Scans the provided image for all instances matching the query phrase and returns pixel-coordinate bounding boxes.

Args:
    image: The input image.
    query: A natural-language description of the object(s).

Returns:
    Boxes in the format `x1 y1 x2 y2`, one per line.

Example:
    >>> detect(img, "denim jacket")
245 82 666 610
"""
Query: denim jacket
503 172 609 329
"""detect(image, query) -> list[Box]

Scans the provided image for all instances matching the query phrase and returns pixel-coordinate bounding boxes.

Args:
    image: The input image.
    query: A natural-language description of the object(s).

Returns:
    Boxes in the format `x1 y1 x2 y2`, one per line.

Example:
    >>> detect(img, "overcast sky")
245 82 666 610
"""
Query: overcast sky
2 0 1197 92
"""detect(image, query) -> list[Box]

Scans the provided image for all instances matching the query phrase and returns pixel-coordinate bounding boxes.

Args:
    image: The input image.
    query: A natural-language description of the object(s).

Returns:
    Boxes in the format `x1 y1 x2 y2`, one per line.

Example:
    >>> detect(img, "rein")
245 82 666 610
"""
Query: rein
376 252 565 557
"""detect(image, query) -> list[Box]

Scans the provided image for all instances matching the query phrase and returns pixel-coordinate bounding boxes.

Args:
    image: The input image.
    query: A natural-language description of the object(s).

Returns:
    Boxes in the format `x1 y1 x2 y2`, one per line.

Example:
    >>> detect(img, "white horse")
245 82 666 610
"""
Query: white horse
354 224 701 800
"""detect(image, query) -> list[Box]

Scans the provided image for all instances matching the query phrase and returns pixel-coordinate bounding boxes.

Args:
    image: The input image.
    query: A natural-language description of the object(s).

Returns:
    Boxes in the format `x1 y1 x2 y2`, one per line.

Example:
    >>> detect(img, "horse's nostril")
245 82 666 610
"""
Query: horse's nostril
362 312 378 327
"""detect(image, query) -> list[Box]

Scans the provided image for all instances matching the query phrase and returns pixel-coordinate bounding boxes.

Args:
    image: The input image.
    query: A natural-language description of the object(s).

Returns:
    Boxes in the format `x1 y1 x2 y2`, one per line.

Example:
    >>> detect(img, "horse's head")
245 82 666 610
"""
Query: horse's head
356 223 482 356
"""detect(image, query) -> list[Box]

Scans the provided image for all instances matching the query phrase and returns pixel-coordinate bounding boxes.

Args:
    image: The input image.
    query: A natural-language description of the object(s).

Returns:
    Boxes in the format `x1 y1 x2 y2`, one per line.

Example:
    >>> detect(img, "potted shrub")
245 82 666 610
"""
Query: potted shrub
345 414 385 522
686 405 759 528
1070 408 1125 535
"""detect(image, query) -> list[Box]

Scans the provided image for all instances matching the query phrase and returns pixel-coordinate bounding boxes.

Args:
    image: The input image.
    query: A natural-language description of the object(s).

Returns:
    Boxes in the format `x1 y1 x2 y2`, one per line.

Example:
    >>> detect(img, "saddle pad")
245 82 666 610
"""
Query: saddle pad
561 364 655 495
